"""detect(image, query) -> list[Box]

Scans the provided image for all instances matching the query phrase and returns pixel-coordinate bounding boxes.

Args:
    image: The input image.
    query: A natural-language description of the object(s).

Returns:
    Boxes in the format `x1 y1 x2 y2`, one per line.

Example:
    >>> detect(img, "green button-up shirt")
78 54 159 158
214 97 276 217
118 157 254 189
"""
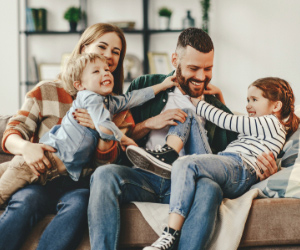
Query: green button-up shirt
127 71 238 154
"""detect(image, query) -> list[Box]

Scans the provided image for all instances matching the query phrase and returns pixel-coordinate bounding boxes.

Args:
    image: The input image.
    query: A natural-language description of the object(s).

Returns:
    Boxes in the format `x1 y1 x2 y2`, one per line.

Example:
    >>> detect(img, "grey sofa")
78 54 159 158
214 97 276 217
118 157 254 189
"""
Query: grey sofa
1 115 300 250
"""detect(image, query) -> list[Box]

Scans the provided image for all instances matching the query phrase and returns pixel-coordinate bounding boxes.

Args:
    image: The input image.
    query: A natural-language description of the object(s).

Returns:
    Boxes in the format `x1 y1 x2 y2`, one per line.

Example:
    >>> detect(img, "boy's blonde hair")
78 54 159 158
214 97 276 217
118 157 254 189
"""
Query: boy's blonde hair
61 53 107 97
70 23 126 95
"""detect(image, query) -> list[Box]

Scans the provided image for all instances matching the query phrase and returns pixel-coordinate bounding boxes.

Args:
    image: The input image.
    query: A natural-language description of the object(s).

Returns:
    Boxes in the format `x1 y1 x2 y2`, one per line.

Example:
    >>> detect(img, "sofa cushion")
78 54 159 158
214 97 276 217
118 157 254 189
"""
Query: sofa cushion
0 115 11 154
252 125 300 198
1 201 300 250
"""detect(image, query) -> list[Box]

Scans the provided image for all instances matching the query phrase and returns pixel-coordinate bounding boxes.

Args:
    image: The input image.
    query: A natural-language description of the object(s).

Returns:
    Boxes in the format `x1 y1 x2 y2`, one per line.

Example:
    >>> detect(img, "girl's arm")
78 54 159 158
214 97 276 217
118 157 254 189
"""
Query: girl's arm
194 100 285 138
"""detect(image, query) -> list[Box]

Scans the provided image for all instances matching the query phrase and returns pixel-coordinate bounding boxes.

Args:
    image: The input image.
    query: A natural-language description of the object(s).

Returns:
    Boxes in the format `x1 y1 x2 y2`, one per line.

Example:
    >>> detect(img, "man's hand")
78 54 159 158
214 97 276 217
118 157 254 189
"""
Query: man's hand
120 135 137 151
256 152 278 181
145 109 188 130
21 142 56 176
73 108 95 130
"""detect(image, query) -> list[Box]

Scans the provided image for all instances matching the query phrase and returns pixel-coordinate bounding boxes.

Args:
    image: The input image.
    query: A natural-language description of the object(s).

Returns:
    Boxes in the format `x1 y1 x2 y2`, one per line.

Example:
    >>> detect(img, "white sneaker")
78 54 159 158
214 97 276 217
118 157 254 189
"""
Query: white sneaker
143 227 180 250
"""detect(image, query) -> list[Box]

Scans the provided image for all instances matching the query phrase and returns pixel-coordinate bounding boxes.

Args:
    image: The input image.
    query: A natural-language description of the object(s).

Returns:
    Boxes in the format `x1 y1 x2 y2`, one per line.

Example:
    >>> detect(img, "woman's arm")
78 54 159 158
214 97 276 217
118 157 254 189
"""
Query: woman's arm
2 86 58 174
5 134 55 175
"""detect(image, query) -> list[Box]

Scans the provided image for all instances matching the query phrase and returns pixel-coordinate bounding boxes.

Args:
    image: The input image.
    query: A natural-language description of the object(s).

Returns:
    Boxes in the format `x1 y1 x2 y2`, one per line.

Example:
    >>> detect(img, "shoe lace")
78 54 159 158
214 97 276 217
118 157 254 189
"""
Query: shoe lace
146 145 167 153
151 231 175 249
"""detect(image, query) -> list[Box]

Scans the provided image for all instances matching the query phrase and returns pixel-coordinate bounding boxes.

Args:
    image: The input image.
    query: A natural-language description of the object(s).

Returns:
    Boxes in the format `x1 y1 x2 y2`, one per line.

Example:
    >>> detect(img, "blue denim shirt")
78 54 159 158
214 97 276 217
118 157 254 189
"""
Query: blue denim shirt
40 87 154 181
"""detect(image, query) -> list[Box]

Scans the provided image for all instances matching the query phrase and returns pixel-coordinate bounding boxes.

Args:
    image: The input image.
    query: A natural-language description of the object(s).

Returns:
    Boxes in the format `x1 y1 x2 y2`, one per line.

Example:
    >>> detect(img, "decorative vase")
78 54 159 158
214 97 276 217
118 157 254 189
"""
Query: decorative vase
159 16 170 30
182 10 195 29
69 21 77 32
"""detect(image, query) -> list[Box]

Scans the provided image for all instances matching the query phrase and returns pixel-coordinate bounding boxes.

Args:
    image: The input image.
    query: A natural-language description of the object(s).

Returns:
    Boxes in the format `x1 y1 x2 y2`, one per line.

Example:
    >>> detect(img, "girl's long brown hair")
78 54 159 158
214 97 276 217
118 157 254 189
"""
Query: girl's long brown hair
70 23 126 95
250 77 300 137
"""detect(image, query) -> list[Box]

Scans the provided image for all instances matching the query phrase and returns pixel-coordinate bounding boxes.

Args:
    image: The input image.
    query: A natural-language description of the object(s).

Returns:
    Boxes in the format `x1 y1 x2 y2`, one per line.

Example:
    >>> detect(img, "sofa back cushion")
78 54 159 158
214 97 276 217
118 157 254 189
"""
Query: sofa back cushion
0 115 12 155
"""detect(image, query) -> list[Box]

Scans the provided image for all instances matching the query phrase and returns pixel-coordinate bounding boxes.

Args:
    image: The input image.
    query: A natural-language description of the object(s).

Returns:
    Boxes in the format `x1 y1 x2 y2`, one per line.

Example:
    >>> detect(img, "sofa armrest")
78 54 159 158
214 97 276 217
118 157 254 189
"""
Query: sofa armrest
0 115 13 163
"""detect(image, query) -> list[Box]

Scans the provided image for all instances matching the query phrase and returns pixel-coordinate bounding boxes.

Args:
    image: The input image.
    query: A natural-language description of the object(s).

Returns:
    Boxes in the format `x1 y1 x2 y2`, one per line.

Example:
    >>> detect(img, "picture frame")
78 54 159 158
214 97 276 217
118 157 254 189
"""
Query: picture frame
148 52 172 74
39 63 61 81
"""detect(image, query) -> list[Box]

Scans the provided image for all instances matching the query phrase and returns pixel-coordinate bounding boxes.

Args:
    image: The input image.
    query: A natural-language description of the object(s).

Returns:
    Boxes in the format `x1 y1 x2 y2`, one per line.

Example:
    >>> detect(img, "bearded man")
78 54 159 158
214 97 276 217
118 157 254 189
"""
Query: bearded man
87 28 276 250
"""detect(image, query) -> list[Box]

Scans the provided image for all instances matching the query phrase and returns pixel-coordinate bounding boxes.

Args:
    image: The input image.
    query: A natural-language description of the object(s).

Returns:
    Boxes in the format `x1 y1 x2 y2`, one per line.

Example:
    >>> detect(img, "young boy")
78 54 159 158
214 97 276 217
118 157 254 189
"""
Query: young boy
0 53 176 205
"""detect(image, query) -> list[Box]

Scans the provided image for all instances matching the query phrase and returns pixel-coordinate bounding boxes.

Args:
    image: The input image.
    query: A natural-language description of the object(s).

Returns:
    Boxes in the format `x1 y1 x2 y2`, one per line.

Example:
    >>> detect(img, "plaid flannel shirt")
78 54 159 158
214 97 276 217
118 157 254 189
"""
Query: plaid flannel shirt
2 80 134 165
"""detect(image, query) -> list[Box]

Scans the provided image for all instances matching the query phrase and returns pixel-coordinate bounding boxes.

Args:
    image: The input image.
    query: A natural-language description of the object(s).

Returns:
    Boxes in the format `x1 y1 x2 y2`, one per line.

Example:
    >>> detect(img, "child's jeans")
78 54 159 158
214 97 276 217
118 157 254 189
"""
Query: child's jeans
169 152 258 218
0 151 63 205
167 108 212 155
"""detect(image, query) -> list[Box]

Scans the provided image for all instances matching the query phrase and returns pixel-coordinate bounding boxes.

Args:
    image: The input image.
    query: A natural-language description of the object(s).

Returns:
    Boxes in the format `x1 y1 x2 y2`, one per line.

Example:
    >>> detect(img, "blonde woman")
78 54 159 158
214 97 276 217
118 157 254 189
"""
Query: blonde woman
0 23 131 250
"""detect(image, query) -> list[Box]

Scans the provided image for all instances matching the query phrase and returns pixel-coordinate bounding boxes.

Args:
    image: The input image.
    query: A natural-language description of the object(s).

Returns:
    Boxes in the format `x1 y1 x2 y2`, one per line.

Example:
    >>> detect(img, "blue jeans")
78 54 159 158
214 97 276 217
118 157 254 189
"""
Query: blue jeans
170 152 257 249
88 165 171 250
0 176 90 250
168 108 212 155
88 110 212 250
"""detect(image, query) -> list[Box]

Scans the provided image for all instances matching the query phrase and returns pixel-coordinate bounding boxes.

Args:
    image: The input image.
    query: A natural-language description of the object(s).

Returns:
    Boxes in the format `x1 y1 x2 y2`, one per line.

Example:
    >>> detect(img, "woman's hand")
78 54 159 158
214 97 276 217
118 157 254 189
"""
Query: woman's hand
21 142 56 176
73 108 95 130
203 83 225 104
120 135 137 151
256 152 278 181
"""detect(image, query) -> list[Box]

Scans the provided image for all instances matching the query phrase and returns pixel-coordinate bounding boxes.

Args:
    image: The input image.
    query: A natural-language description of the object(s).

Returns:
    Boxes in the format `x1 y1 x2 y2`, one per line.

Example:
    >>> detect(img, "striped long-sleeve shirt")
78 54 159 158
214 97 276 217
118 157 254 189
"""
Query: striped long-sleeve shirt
196 100 286 172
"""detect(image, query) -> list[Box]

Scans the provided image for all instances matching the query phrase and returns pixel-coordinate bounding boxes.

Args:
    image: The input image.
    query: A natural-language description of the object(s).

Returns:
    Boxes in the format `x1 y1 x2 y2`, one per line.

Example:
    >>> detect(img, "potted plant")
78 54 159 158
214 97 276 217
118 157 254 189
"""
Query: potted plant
158 7 172 30
201 0 210 33
64 6 81 32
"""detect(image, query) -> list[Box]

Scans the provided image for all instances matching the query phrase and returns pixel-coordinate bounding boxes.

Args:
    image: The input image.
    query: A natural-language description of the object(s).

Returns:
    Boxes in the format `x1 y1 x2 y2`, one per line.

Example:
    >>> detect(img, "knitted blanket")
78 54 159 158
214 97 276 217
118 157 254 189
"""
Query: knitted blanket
133 188 266 250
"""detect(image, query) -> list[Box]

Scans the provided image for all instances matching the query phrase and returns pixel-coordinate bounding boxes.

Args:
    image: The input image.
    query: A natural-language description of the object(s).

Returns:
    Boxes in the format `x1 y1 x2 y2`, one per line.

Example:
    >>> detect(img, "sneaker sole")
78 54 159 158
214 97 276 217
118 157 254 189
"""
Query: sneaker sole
126 146 172 179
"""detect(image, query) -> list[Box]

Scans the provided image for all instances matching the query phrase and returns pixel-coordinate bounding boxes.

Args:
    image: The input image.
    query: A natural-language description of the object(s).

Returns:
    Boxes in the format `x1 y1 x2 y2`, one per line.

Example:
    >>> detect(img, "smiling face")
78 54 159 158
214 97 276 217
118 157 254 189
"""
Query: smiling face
82 32 122 73
246 86 277 117
79 58 114 96
173 46 214 97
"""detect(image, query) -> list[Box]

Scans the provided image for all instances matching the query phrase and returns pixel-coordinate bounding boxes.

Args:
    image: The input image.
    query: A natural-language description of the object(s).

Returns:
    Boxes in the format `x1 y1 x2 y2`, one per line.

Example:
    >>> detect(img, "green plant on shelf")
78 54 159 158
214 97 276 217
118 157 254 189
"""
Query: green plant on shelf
158 7 172 17
200 0 210 33
64 6 81 22
63 6 82 32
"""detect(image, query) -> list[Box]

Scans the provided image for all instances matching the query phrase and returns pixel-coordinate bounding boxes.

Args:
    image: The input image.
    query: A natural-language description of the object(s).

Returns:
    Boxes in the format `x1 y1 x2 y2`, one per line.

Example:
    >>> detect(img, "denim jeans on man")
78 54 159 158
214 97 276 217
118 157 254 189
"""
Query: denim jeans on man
88 108 214 250
0 175 89 250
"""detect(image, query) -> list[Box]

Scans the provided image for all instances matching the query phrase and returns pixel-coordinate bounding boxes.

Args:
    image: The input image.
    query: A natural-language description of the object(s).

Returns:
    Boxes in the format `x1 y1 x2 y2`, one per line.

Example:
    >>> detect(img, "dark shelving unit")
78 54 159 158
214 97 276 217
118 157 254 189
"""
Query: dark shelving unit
18 0 183 105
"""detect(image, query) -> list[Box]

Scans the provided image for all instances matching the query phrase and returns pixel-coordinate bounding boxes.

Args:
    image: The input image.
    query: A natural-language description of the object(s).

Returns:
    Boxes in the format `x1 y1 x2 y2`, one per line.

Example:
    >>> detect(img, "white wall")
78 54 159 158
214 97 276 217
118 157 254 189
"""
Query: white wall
2 0 300 115
0 1 19 115
210 0 300 113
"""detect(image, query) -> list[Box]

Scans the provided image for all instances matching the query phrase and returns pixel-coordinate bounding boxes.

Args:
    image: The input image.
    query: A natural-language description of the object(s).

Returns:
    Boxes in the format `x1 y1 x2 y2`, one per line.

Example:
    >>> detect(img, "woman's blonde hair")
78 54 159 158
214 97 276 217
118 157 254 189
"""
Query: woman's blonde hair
69 23 126 95
62 53 107 97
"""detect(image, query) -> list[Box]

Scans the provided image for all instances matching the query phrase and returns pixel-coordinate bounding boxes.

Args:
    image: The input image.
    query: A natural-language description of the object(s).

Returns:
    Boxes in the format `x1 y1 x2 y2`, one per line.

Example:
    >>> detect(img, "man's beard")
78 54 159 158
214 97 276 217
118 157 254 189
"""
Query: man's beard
176 64 211 97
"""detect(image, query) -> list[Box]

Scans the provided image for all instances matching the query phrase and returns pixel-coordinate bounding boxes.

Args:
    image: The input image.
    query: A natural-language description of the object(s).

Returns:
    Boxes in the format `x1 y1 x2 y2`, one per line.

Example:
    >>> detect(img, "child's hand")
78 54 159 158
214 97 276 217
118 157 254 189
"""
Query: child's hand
120 135 137 151
203 83 221 96
203 83 225 104
152 76 178 95
161 76 178 90
191 97 201 107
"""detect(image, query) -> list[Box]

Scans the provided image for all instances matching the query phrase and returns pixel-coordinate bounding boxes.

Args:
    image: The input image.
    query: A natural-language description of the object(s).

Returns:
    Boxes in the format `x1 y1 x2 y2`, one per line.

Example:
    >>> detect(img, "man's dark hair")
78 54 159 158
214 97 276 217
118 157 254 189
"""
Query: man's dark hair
176 28 214 56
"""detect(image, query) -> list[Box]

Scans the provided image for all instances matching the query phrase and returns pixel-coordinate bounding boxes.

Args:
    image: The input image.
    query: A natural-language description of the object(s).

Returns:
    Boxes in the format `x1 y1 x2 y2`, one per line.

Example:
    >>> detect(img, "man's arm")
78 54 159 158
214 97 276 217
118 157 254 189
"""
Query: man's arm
127 74 187 142
130 109 187 141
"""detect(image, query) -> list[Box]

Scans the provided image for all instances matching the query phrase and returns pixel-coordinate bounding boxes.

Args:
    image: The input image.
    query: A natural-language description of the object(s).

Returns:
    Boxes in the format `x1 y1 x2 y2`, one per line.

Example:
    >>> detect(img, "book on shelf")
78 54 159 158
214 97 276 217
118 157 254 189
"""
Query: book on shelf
26 8 47 32
28 56 39 84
